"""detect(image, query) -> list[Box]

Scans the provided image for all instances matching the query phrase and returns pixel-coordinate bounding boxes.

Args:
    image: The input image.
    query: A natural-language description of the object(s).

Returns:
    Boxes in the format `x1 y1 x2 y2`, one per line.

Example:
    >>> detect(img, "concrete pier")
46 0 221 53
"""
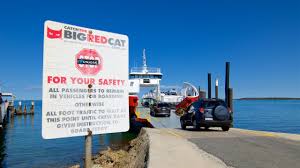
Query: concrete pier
145 128 228 168
136 107 300 168
143 127 300 168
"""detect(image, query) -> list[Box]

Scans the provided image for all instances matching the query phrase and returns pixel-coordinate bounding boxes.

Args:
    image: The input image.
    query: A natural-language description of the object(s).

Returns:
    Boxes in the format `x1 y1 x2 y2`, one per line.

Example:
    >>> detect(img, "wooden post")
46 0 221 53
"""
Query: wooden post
10 107 15 118
208 73 211 99
215 78 219 99
30 101 34 114
17 101 22 115
228 88 233 112
84 84 93 168
85 129 93 168
23 105 27 114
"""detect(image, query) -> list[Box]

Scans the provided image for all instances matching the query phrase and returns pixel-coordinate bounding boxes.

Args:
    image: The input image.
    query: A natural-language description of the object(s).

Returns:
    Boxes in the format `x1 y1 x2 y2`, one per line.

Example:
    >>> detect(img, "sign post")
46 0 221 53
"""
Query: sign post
43 21 129 166
85 129 92 168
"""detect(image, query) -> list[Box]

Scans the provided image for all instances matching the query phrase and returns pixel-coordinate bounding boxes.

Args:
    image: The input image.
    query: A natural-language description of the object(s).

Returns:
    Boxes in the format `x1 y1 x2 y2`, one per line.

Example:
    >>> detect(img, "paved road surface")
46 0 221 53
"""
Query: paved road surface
137 107 300 168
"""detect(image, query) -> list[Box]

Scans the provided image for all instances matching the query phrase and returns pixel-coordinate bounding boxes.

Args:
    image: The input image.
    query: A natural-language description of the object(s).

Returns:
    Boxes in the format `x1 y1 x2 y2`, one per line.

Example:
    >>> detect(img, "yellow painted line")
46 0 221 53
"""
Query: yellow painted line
259 132 277 137
165 130 183 138
146 115 151 122
238 129 277 138
136 111 140 118
136 110 151 123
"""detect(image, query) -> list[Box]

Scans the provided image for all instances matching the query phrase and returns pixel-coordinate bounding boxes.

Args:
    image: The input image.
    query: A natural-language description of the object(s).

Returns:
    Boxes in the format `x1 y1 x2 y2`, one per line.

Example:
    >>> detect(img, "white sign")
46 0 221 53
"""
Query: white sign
42 20 129 139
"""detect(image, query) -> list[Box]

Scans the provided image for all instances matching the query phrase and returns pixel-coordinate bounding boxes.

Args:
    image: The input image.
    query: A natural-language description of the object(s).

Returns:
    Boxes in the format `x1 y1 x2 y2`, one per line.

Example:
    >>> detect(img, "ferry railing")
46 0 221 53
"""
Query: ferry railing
130 67 161 73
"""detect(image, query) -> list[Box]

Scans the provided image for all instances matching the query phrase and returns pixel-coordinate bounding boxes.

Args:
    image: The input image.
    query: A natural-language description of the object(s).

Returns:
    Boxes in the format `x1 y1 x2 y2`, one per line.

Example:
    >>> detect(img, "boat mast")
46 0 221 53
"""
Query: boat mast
143 48 147 67
142 48 148 73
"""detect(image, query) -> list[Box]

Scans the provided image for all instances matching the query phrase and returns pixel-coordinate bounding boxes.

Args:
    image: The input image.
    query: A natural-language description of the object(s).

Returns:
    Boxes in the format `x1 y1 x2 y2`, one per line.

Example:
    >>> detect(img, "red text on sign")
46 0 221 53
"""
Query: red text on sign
48 76 67 84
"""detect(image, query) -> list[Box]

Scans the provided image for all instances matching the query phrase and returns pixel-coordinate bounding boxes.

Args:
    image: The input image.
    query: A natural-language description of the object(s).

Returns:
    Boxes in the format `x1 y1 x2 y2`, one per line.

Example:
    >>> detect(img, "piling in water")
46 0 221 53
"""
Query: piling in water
17 102 22 115
228 88 233 111
23 105 27 114
30 101 34 114
10 107 15 118
208 73 211 99
225 62 230 107
215 78 219 99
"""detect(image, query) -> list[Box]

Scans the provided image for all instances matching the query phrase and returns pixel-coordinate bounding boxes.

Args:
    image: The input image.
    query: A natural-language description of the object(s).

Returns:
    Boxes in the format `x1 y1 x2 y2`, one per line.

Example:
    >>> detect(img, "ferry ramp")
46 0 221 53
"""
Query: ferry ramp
137 107 300 168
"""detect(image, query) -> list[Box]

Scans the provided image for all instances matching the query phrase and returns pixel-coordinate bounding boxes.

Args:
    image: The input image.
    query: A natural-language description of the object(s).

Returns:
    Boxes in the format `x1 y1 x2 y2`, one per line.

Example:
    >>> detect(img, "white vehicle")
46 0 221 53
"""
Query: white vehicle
142 82 200 108
160 89 183 106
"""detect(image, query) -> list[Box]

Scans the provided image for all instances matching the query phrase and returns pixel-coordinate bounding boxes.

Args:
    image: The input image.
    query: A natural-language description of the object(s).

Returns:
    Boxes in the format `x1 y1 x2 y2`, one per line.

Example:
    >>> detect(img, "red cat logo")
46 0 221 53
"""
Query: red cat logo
47 27 62 39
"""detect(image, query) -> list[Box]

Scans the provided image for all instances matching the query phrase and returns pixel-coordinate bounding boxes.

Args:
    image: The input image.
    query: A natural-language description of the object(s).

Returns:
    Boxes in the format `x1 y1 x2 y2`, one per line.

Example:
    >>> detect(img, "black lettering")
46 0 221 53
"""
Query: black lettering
64 30 72 39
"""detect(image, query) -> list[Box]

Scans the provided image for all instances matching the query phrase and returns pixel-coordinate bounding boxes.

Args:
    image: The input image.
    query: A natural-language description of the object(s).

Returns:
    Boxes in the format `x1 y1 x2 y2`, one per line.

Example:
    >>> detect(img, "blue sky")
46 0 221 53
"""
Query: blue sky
0 0 299 100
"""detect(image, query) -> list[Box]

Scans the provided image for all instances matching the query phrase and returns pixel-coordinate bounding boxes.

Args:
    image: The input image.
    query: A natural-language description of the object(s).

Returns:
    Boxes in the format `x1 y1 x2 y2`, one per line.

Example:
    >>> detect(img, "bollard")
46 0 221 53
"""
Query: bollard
30 101 34 114
225 62 230 106
215 78 219 99
228 88 233 112
85 129 93 168
208 73 211 99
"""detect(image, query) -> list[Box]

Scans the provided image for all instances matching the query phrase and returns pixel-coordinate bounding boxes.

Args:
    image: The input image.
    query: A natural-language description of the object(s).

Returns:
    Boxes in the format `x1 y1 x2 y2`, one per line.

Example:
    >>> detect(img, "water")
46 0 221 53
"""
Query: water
0 100 137 168
0 100 300 167
234 100 300 134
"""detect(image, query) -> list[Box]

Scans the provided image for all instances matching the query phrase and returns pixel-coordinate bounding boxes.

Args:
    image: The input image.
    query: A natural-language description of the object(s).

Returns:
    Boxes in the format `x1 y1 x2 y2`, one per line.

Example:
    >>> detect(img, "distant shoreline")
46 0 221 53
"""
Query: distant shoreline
238 97 300 100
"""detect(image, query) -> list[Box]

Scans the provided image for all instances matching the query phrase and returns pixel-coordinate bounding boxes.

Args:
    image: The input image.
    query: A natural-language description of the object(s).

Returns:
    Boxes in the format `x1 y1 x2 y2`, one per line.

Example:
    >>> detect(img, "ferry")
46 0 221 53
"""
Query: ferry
129 49 162 105
128 49 199 107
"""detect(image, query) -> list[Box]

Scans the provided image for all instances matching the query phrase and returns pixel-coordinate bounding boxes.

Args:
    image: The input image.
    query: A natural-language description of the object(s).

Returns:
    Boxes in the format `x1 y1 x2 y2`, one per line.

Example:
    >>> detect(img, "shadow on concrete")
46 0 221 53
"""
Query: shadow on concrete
150 115 170 118
174 127 225 132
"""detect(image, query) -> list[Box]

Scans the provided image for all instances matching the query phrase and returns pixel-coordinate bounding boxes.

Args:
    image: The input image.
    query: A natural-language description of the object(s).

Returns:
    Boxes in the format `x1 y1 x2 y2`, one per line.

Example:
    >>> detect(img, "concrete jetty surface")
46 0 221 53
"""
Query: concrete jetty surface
145 128 230 168
137 107 300 168
146 128 300 168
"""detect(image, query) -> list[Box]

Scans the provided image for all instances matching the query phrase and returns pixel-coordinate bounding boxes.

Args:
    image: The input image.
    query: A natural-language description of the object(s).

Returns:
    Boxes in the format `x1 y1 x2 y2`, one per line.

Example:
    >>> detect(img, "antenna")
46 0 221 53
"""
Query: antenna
143 48 147 68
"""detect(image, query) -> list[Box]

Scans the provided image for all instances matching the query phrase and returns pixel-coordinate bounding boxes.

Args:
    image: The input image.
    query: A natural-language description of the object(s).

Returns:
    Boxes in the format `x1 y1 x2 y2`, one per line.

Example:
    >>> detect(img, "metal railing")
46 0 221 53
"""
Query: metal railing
130 67 161 73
